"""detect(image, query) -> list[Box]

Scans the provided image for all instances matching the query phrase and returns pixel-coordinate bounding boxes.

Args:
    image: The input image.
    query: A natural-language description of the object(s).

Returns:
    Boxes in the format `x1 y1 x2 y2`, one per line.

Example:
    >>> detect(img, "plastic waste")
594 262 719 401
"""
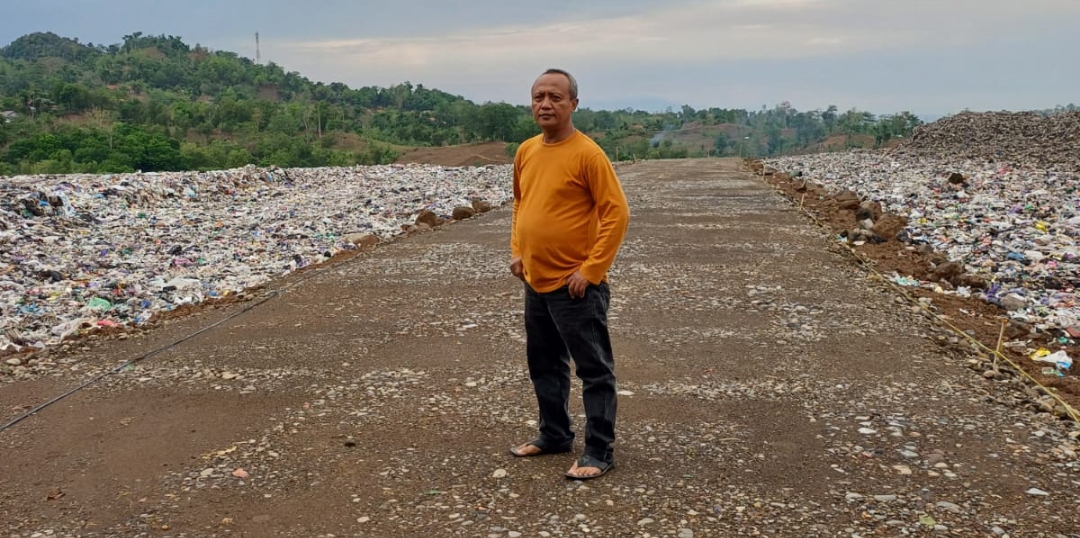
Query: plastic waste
1031 348 1073 372
0 163 513 354
765 152 1080 336
891 273 921 287
87 298 112 311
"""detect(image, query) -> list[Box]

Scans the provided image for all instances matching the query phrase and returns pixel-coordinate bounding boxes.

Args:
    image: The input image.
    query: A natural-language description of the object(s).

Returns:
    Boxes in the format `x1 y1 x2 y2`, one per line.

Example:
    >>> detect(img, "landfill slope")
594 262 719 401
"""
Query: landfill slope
764 111 1080 386
2 159 1078 537
761 152 1080 336
897 110 1080 173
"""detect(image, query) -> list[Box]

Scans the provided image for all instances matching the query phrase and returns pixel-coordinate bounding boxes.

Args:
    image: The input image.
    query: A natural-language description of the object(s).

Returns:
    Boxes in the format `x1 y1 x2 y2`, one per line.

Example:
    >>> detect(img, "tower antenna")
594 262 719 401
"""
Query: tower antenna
255 32 261 64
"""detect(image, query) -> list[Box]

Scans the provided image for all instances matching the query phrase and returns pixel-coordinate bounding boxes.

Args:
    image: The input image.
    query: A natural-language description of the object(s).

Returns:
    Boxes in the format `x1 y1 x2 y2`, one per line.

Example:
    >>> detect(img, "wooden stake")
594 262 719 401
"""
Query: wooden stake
994 318 1007 371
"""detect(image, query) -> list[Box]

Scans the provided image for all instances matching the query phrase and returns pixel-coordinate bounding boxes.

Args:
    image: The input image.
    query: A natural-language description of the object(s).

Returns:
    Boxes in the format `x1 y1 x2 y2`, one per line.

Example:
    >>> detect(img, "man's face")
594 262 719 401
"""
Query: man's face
531 73 578 130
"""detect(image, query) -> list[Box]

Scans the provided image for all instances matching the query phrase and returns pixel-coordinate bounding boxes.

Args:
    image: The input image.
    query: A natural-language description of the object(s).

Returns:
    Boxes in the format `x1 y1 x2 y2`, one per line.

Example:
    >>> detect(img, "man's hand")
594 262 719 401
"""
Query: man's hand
510 256 525 281
566 270 589 299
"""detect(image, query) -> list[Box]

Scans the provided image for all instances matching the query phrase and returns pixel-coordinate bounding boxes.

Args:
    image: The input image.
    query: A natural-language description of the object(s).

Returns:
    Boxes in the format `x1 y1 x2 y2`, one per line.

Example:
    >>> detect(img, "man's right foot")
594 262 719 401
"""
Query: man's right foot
511 443 544 456
509 439 572 457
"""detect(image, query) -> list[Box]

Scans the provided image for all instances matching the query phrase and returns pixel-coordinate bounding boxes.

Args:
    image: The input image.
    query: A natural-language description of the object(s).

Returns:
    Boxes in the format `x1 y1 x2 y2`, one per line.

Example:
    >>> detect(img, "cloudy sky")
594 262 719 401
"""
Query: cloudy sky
3 0 1077 117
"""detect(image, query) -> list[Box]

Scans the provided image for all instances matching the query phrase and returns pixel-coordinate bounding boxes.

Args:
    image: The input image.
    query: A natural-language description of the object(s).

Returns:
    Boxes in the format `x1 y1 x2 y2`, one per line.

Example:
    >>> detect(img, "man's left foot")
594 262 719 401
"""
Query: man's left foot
565 455 614 480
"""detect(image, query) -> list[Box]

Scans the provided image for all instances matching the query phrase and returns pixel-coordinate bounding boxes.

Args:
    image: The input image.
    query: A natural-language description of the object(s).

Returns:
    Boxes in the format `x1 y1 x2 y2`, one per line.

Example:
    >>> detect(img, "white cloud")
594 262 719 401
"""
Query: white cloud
282 0 1073 67
257 0 1080 110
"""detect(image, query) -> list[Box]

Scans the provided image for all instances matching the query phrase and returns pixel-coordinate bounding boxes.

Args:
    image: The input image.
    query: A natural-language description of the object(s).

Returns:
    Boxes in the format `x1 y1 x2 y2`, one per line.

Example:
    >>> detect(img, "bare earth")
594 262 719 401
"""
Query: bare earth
395 142 512 167
2 159 1078 537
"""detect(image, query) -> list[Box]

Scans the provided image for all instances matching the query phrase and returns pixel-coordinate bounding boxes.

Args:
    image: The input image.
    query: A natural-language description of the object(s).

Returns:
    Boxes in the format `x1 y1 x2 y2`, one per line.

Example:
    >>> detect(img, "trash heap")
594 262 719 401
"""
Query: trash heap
0 163 512 354
897 110 1080 174
765 137 1080 337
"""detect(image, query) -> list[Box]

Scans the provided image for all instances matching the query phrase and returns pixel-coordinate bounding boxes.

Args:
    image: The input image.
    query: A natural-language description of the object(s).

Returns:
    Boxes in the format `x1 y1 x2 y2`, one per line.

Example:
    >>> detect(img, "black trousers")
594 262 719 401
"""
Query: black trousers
524 281 617 463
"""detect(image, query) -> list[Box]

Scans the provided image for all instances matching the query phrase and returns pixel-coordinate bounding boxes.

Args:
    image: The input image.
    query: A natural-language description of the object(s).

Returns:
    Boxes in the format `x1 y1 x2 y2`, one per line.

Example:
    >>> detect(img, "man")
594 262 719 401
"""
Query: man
508 68 631 480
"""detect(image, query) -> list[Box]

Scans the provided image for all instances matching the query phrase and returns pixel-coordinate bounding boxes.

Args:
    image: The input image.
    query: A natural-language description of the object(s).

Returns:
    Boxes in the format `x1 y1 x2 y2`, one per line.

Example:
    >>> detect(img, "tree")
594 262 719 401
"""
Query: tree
714 132 731 155
822 105 838 133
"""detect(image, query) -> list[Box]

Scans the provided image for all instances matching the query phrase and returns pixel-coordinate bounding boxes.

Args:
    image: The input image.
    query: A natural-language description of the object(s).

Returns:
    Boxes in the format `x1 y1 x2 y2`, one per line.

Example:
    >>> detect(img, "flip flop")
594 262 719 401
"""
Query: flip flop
509 438 573 457
565 454 615 480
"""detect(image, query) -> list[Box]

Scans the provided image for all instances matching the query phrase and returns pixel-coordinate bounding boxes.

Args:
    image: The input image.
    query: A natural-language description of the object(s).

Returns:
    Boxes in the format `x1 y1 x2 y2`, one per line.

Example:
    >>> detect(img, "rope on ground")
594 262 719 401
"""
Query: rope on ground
749 160 1080 426
0 244 377 434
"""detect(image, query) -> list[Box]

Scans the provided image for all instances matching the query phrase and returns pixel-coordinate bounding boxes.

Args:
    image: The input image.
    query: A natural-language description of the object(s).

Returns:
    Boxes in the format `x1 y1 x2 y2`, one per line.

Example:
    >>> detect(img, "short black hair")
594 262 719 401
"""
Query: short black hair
542 68 578 100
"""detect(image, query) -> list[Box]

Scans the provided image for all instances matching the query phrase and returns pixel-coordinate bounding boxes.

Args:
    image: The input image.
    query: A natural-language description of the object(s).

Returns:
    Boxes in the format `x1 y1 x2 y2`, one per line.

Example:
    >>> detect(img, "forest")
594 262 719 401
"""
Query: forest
0 31 927 175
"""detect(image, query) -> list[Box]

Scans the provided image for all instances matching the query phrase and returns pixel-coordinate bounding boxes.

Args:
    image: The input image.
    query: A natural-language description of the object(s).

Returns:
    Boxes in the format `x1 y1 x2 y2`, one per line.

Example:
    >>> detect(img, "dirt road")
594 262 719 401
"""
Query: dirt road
2 159 1077 537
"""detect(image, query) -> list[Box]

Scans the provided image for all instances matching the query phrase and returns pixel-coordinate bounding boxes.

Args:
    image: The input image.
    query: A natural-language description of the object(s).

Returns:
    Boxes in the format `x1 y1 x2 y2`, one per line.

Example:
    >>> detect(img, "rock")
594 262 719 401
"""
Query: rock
471 199 493 213
956 273 986 289
5 358 21 366
637 518 655 526
343 233 379 248
1005 320 1034 338
833 190 861 210
508 533 521 538
947 172 966 185
892 465 912 475
678 529 694 538
872 214 908 241
1026 488 1049 496
873 495 897 502
856 200 883 221
492 468 507 479
231 468 250 479
983 369 1001 379
858 428 877 435
221 372 239 380
845 492 864 501
1000 294 1027 311
936 501 962 513
932 262 963 282
835 190 860 203
415 209 440 227
926 450 947 464
452 206 476 220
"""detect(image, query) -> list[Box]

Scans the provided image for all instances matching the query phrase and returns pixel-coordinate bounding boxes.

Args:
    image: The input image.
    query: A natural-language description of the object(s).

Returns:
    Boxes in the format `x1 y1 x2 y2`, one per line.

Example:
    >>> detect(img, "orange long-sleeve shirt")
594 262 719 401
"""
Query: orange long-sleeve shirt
511 131 630 293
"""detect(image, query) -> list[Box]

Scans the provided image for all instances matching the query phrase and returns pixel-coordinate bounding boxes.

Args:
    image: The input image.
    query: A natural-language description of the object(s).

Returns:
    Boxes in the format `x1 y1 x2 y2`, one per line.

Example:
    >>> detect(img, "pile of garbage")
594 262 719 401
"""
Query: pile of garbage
763 150 1080 337
896 110 1080 174
0 163 512 355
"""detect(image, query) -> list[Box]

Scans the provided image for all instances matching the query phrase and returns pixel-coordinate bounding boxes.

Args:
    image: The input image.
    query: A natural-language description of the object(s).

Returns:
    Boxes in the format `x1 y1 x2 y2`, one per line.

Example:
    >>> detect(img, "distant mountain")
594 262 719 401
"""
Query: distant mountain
583 97 683 114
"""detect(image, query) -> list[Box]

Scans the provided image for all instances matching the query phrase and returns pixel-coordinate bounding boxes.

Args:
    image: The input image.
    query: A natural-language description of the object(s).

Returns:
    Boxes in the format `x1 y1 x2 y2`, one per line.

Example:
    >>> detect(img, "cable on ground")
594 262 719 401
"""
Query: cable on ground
0 244 377 434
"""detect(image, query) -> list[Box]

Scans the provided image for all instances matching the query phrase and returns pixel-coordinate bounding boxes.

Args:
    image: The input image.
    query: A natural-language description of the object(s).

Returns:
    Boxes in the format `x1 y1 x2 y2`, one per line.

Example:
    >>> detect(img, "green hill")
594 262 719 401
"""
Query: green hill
0 32 923 175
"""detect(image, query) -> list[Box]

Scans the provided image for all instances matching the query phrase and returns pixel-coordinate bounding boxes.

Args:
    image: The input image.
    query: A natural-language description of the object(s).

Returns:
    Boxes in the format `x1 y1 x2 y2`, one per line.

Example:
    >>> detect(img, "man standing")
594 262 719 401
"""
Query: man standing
509 68 630 480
